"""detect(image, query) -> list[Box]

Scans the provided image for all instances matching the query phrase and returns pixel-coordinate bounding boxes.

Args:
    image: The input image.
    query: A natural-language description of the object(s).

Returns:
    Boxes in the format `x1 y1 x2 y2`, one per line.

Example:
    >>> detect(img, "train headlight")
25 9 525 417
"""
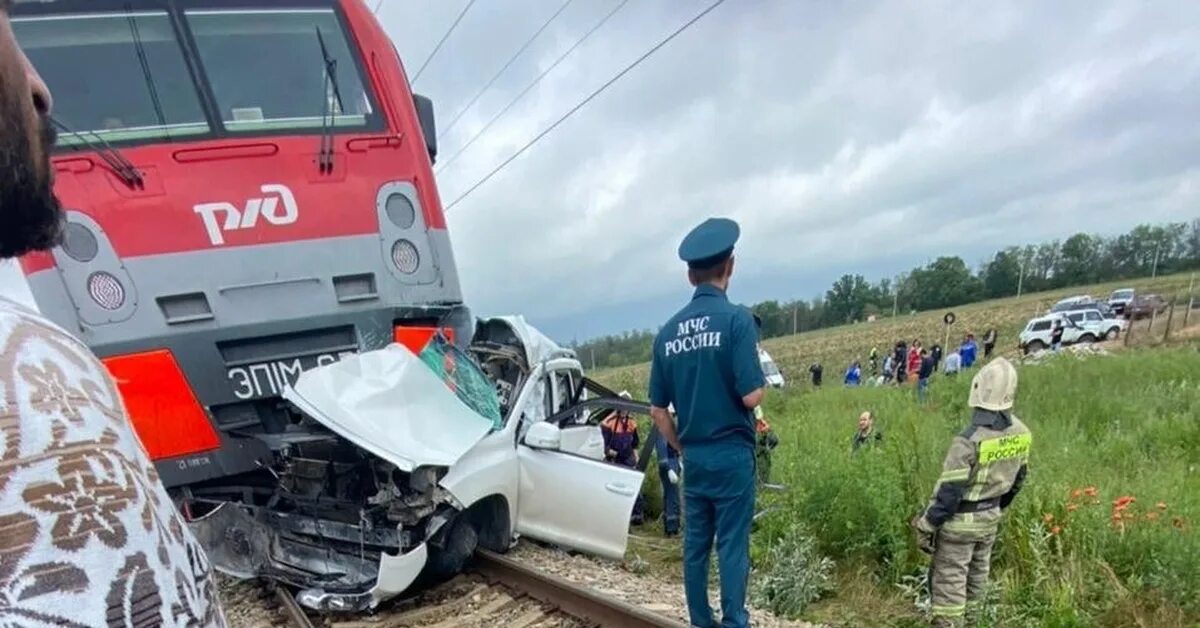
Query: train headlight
384 194 416 229
62 222 99 262
87 271 126 310
390 239 420 275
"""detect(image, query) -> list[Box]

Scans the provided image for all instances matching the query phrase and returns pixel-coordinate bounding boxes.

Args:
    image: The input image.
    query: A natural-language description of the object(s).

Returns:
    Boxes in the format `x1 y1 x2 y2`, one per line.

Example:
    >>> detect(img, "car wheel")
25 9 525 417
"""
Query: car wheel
1078 333 1096 344
1025 340 1046 354
423 516 479 582
1105 327 1119 341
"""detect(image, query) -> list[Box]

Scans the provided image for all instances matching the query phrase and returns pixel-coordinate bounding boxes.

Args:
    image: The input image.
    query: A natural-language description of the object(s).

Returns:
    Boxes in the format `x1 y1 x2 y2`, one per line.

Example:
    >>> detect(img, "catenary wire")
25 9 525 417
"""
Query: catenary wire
443 0 729 212
435 0 631 175
412 0 477 85
440 0 576 140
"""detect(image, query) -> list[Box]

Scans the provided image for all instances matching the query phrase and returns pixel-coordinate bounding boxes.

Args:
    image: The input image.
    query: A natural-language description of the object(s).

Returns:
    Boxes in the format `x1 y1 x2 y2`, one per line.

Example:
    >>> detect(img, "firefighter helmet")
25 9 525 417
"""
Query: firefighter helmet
968 357 1017 411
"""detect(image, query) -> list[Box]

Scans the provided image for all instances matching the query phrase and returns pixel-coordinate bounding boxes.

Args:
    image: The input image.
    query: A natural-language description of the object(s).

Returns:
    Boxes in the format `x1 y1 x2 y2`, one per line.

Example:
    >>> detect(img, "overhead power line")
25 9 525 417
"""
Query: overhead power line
373 0 383 14
440 0 576 140
436 0 631 175
411 0 476 85
443 0 729 212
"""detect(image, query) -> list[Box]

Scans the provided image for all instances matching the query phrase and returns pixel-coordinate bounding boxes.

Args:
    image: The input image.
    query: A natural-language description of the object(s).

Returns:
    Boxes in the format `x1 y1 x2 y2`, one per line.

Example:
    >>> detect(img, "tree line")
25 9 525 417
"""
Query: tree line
571 219 1200 368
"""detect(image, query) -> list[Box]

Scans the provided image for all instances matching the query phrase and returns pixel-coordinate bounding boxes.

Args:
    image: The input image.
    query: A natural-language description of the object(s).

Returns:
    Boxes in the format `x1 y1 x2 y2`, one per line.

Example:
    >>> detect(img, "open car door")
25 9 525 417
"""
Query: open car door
514 394 649 559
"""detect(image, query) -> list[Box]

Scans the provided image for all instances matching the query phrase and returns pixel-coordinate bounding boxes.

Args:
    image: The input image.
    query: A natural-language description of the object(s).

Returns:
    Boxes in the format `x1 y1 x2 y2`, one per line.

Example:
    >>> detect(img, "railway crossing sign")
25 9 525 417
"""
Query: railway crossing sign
943 312 956 350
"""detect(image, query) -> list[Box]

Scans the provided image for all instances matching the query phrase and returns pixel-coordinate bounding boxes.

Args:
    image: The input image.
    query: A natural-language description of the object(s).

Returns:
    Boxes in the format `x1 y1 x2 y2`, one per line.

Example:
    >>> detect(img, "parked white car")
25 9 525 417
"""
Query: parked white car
188 316 644 612
1019 310 1124 354
759 347 785 387
1063 307 1127 341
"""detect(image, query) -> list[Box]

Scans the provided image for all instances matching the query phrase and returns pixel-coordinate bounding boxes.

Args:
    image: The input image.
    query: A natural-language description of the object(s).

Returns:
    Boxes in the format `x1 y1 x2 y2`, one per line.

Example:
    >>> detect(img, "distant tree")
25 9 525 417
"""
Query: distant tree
825 274 873 323
1032 241 1060 289
905 257 983 310
751 300 789 339
1057 233 1101 287
1187 219 1200 267
981 248 1022 298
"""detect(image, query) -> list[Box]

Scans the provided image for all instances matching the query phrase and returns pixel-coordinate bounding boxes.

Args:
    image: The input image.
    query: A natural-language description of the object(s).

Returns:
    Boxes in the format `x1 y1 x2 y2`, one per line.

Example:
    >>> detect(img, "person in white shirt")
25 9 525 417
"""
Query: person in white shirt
944 351 962 376
0 6 226 624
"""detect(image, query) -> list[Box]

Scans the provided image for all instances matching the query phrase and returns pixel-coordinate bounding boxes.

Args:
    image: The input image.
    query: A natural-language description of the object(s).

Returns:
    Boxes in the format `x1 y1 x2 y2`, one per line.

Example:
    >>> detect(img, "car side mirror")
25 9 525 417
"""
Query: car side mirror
524 421 562 450
413 93 437 164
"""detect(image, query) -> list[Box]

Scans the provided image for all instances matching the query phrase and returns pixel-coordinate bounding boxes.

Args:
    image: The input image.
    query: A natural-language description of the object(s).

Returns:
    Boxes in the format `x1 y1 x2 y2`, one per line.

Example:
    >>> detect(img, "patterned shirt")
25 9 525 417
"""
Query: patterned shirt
0 298 225 627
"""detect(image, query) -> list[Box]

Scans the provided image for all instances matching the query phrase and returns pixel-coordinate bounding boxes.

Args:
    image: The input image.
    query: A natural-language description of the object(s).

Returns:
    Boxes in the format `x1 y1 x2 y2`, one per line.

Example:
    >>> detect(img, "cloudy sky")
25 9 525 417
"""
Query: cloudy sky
2 1 1197 343
377 0 1200 342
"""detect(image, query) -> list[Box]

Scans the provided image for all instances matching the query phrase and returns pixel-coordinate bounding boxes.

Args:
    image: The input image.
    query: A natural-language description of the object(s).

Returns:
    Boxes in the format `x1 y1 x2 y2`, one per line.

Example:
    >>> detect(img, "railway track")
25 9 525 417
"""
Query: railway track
265 549 687 628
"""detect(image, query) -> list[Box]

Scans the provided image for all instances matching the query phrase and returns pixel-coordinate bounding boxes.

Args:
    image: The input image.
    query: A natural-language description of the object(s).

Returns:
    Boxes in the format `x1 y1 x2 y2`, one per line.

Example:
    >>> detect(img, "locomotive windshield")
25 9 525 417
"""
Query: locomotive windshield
12 4 380 148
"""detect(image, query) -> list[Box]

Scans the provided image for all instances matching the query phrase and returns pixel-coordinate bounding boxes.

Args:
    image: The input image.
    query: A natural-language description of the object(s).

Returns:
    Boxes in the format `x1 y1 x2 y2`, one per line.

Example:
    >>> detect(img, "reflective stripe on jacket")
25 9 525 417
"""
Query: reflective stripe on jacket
924 410 1031 536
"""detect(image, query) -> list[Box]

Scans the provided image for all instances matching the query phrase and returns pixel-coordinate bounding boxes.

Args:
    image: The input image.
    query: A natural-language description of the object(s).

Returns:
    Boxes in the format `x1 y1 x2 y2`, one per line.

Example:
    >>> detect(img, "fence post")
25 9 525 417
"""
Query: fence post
1186 273 1196 328
1163 300 1176 342
1124 317 1133 346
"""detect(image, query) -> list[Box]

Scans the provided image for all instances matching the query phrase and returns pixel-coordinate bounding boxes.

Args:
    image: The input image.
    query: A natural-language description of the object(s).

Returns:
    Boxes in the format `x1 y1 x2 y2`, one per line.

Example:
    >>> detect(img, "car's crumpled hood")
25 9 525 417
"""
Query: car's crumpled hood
283 344 495 472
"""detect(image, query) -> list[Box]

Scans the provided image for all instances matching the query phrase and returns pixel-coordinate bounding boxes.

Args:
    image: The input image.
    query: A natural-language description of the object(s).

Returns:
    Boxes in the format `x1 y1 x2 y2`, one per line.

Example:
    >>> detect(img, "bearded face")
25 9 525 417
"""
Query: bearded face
0 12 62 260
0 108 61 258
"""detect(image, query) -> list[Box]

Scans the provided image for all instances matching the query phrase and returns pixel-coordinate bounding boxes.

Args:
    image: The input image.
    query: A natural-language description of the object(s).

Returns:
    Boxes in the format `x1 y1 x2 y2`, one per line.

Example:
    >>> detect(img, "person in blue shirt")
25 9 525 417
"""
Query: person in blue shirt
844 361 862 386
960 333 979 368
649 217 765 628
655 431 682 537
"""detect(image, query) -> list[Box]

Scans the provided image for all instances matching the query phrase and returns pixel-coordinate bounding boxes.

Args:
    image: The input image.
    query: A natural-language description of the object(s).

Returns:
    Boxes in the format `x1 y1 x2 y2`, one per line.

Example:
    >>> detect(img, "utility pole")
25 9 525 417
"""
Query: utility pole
590 348 595 370
892 291 898 318
1016 260 1026 298
1152 241 1161 278
792 306 798 335
1185 272 1195 327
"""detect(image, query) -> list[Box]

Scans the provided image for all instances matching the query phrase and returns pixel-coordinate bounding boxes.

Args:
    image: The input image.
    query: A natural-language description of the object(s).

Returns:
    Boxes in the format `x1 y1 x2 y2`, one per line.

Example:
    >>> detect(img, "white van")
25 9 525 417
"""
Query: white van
759 347 786 387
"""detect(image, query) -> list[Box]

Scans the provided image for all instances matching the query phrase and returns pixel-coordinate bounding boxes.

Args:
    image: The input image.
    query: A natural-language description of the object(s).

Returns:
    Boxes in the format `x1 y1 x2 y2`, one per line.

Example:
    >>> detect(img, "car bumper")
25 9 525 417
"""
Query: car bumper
296 543 428 612
187 502 427 613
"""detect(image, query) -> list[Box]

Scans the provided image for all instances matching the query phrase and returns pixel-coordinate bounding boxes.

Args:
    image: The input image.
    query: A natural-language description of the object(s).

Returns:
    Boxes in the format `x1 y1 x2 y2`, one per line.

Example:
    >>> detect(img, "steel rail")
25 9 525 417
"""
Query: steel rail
472 549 687 628
274 584 317 628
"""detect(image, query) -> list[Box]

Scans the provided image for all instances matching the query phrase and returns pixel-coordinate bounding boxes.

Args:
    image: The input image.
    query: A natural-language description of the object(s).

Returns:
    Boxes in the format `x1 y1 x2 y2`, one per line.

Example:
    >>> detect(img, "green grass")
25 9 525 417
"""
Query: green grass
596 271 1198 395
617 347 1200 627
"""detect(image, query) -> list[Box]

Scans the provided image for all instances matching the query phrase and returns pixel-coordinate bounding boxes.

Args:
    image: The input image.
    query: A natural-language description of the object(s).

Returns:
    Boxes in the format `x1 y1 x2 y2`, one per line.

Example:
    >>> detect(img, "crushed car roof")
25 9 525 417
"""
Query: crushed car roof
483 315 575 366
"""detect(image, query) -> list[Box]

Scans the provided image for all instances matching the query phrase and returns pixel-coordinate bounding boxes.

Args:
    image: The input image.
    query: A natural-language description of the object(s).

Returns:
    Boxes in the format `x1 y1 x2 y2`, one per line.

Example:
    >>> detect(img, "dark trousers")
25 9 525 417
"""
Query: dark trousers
658 462 681 534
682 445 755 628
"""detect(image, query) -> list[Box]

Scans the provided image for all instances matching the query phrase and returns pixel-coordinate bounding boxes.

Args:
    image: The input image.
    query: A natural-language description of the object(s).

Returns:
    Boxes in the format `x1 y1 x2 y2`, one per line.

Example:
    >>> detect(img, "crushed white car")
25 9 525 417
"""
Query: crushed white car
185 316 647 612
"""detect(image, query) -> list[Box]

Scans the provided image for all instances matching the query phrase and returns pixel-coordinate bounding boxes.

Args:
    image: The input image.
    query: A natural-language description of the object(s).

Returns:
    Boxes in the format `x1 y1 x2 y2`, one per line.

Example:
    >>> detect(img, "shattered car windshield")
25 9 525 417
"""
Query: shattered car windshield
418 334 503 429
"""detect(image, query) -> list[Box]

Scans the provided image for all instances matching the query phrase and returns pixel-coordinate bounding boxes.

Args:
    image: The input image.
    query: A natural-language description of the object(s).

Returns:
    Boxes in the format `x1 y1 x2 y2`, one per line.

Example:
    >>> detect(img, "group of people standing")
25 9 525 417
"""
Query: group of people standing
844 329 1000 401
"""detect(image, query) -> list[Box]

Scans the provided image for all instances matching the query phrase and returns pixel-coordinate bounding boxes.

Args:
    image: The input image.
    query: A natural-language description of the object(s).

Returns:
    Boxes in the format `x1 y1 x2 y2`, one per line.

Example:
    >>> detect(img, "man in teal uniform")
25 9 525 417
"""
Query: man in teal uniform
649 217 766 628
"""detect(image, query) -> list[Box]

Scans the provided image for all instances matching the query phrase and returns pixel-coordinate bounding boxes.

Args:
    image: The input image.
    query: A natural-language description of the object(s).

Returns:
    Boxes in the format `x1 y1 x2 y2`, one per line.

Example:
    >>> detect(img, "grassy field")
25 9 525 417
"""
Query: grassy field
595 273 1200 627
597 272 1198 395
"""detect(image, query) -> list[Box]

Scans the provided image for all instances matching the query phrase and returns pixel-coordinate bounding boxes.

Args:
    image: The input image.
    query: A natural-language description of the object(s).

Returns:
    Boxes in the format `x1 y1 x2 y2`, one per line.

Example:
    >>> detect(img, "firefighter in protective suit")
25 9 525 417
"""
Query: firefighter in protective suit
911 357 1030 627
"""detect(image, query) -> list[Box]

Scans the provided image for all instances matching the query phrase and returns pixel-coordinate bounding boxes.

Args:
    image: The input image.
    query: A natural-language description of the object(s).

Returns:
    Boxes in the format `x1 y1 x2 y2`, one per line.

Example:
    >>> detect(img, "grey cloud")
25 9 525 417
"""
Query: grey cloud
377 0 1200 340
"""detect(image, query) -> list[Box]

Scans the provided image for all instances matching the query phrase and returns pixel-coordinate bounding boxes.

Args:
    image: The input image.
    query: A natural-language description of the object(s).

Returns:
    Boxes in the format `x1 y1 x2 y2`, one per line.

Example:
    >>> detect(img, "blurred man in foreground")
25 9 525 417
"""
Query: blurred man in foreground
0 5 226 623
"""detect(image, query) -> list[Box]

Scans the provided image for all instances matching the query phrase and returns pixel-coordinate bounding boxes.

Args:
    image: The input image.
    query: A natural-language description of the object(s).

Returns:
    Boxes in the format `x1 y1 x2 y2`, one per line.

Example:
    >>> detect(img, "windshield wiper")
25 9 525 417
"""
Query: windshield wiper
126 8 170 140
50 117 144 188
316 26 345 175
